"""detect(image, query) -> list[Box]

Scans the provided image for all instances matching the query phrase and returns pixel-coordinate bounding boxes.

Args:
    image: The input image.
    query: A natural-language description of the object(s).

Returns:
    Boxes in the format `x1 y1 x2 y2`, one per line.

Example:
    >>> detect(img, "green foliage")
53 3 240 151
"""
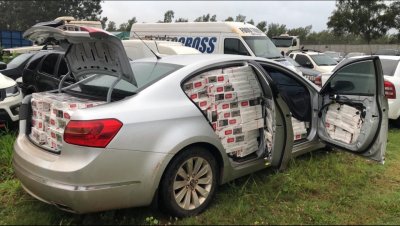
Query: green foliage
327 0 389 44
163 10 174 23
287 25 312 42
256 21 267 33
247 19 254 25
225 16 234 22
267 23 287 37
0 0 102 31
0 132 16 181
144 216 159 225
235 14 246 22
175 18 188 23
106 21 117 32
194 14 217 22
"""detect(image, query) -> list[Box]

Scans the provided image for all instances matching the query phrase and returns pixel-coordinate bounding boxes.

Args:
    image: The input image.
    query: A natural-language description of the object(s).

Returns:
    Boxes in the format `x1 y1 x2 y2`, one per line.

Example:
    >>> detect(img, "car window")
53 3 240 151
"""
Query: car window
327 60 375 95
26 55 44 70
263 65 311 122
285 56 300 67
309 54 337 66
224 38 250 56
39 53 59 76
380 59 399 76
58 58 68 77
294 54 310 67
7 53 33 69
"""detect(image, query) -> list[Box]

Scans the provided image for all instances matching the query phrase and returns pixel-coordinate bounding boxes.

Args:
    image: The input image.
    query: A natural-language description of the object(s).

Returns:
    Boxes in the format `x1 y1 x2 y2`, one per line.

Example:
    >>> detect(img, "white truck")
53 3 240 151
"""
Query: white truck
130 22 299 73
271 34 300 56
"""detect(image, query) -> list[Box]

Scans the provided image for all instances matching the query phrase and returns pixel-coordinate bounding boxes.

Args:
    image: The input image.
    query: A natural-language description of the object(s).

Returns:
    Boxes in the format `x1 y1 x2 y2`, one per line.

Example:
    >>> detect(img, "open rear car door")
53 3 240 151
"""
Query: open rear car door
317 56 388 163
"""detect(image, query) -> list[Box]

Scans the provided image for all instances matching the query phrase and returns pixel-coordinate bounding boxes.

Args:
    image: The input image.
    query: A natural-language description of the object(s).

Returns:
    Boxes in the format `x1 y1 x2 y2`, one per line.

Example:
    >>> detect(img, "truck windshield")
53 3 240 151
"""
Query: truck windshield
243 36 282 59
271 38 293 47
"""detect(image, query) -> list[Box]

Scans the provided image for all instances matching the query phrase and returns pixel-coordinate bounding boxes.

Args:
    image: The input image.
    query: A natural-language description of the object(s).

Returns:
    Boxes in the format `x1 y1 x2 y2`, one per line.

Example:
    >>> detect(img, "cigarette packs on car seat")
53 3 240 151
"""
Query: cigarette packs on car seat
30 92 105 152
183 65 267 158
292 117 308 141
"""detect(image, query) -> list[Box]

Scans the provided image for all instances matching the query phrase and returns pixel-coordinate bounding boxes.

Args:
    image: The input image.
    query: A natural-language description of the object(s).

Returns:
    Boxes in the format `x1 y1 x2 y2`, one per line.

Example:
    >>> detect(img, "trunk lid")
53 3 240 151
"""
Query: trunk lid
23 25 136 86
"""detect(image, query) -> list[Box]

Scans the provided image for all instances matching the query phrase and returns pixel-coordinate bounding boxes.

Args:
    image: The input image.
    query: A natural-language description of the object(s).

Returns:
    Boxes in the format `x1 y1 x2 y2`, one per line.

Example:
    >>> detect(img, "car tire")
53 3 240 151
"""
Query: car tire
159 146 218 217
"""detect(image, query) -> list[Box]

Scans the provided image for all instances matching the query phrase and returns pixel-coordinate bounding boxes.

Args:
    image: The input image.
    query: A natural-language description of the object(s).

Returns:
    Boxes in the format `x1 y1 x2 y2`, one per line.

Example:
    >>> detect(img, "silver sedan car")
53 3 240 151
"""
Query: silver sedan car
13 25 388 217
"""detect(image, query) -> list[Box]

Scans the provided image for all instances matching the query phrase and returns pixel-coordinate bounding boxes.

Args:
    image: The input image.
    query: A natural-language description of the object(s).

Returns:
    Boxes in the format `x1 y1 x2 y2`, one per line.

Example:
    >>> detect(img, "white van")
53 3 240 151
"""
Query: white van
130 22 299 73
271 34 300 56
122 40 200 60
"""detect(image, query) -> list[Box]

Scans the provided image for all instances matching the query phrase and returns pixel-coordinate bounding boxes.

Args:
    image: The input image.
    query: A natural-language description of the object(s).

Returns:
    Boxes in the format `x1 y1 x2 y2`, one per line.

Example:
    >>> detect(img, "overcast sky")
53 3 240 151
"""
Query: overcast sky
101 1 337 32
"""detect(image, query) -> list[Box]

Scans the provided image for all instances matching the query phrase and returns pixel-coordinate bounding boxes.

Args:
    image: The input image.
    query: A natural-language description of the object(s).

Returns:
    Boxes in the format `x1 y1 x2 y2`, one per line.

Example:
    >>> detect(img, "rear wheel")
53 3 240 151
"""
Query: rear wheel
160 146 218 217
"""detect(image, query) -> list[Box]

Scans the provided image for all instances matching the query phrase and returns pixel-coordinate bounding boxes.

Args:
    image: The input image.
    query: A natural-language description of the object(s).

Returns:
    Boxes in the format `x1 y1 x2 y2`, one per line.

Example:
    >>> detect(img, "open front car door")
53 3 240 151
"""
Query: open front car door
317 56 388 163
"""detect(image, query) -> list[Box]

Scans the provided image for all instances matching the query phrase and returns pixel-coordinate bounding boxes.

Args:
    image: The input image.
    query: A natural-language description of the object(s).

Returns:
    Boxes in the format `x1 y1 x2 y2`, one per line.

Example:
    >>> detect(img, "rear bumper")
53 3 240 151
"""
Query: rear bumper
13 134 172 213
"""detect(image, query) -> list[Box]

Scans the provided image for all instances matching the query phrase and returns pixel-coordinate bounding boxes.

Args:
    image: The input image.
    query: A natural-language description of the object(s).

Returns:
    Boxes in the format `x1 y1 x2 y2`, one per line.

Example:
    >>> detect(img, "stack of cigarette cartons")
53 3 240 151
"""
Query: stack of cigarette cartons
324 103 362 144
30 92 105 152
184 65 265 158
292 117 308 141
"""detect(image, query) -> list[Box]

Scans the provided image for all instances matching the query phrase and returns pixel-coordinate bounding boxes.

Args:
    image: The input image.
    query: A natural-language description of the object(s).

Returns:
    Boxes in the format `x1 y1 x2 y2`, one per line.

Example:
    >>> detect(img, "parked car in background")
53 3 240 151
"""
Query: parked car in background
0 73 22 129
374 49 400 56
288 50 337 73
21 50 69 95
345 52 366 58
285 56 320 83
378 55 400 126
323 51 345 63
0 53 35 80
14 24 388 217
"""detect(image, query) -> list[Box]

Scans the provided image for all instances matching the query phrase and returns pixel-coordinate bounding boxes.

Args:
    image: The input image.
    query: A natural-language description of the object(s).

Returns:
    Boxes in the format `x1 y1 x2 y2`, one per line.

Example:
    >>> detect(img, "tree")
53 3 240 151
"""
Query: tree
247 19 254 25
327 0 389 44
225 16 234 21
194 14 216 22
256 21 267 33
0 0 102 31
106 21 117 32
267 23 287 37
387 1 400 41
126 17 137 31
100 17 108 30
118 23 128 32
287 25 312 41
235 14 246 22
163 10 174 23
175 18 188 22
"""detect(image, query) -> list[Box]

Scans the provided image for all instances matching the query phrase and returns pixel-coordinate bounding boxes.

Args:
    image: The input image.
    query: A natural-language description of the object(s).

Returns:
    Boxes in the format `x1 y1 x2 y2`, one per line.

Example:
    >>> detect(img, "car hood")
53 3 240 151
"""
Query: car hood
23 25 136 86
0 73 17 89
317 66 336 73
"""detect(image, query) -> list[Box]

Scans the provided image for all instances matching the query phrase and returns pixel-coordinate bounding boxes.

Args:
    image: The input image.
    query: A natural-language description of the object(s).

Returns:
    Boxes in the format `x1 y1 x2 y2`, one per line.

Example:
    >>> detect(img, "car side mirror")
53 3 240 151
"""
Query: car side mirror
0 62 7 70
305 61 313 69
331 80 354 92
16 77 23 88
292 39 297 46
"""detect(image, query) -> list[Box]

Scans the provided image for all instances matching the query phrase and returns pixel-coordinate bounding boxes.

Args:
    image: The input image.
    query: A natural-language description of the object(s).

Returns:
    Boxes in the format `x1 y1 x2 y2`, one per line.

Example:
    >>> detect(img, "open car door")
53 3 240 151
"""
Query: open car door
317 56 388 163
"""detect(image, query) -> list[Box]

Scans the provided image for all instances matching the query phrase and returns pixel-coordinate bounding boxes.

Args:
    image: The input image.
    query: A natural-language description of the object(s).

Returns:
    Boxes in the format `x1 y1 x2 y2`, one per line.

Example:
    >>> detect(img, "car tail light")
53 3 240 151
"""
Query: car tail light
315 75 322 87
384 80 396 99
64 119 123 148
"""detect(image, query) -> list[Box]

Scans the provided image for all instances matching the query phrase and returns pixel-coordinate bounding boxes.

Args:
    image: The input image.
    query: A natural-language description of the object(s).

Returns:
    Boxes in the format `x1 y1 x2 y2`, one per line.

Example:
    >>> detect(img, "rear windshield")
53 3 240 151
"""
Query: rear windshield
380 59 399 76
69 62 182 99
7 53 34 69
271 38 293 47
310 54 337 66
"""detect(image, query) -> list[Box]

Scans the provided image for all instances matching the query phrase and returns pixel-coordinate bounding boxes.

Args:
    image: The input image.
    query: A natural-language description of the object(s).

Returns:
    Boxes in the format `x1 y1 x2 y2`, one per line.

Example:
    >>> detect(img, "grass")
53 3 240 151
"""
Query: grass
1 128 400 224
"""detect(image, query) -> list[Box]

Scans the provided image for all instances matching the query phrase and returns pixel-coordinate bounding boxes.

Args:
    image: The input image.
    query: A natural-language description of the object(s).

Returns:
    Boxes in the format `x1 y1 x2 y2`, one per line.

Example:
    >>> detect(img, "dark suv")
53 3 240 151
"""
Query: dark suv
0 53 35 80
21 50 71 95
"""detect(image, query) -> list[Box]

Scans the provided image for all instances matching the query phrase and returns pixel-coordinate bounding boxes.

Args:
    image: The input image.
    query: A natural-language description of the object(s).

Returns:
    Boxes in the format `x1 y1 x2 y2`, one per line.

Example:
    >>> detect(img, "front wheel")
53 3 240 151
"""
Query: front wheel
159 146 218 217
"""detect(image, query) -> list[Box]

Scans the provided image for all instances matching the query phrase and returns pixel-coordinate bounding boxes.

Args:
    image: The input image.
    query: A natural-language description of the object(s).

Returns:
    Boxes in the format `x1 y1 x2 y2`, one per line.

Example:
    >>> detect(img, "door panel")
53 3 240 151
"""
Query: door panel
318 57 387 163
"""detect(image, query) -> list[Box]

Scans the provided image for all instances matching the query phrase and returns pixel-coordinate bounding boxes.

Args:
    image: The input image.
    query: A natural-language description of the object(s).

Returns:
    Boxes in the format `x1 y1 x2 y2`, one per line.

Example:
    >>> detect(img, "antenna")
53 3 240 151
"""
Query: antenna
131 30 161 60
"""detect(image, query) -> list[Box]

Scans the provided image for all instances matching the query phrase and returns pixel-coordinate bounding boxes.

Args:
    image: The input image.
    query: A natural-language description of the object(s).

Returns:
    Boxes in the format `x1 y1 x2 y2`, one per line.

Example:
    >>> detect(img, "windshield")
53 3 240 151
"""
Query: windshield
7 53 34 69
271 38 293 47
380 59 399 76
310 54 337 66
243 36 282 59
285 56 300 67
324 52 340 58
70 62 182 99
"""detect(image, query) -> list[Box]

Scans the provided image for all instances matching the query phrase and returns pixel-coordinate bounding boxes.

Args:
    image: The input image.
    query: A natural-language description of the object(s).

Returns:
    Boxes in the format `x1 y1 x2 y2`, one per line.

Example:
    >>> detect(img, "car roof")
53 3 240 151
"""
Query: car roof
375 55 400 60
